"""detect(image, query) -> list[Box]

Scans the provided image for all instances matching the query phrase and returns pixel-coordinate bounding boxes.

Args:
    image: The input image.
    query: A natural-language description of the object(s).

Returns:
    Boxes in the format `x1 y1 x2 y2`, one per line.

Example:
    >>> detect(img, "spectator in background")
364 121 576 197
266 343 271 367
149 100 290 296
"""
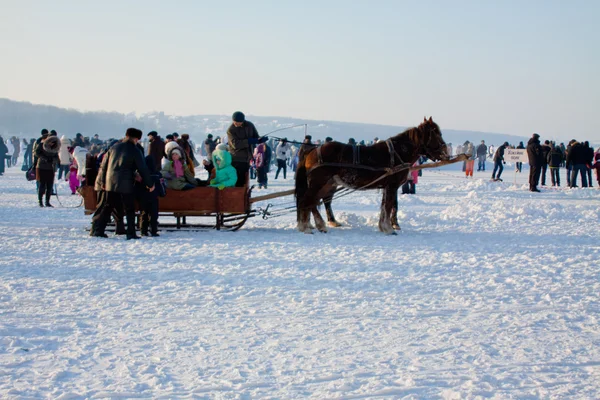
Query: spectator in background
91 134 102 146
147 131 165 173
35 135 61 207
275 138 291 180
566 140 588 188
464 141 475 177
58 135 72 180
527 133 543 192
23 138 34 168
565 140 575 186
5 138 14 168
547 143 563 187
584 141 594 187
204 134 216 160
0 136 7 175
476 140 487 171
540 140 552 186
592 147 600 187
11 137 20 166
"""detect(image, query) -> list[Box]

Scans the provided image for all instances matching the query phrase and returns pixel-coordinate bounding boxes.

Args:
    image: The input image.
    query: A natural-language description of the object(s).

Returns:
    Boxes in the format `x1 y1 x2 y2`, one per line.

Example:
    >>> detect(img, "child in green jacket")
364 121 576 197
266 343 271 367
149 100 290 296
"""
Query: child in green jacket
210 145 238 189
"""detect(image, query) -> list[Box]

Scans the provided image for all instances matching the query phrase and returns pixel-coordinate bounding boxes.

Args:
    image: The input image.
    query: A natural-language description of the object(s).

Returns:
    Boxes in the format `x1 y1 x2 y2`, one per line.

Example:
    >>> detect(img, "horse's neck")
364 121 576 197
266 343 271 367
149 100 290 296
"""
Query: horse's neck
391 131 420 164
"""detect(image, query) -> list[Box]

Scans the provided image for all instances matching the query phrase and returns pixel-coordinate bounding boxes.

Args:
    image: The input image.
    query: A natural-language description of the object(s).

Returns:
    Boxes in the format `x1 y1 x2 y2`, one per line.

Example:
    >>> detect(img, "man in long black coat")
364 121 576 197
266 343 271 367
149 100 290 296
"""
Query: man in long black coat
527 133 543 192
91 128 155 239
227 111 266 187
147 131 165 173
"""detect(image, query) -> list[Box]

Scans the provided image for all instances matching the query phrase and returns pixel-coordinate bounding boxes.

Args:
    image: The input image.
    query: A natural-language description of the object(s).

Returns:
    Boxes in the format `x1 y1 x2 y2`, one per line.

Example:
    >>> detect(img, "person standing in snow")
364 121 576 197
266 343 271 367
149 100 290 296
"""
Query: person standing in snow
526 133 543 192
274 138 292 180
547 143 563 187
515 141 525 173
491 142 508 181
58 135 72 180
147 131 165 173
0 136 8 176
476 140 487 171
35 135 61 207
540 140 552 186
91 128 155 240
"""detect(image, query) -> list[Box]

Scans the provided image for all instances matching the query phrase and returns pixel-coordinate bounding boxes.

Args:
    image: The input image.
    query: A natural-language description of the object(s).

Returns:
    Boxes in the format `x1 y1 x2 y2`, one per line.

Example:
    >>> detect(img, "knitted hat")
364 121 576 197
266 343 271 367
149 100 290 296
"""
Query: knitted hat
232 111 245 122
171 148 182 159
41 129 49 137
50 130 58 137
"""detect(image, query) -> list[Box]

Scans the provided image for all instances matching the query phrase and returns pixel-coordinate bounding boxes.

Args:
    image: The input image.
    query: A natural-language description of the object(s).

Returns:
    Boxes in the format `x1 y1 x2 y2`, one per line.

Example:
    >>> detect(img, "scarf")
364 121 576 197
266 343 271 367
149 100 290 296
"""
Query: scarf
174 159 184 178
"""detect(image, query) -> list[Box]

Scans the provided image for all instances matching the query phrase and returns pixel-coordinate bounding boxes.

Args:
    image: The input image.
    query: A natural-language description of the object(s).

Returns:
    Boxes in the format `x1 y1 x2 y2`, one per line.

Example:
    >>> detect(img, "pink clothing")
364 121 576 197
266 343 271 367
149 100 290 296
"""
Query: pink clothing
174 159 184 178
68 170 80 194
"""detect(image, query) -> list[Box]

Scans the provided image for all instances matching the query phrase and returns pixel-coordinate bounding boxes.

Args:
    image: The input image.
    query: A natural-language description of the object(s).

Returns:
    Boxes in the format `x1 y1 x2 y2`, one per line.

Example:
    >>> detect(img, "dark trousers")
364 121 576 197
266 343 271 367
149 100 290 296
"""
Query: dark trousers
586 167 593 187
257 166 268 187
516 162 522 173
0 156 4 175
231 161 249 187
570 164 588 188
529 165 541 190
275 159 287 179
541 164 548 185
92 190 125 233
550 167 560 186
92 192 136 236
401 180 415 194
37 169 55 204
140 196 159 234
24 151 32 167
492 160 504 179
566 165 572 186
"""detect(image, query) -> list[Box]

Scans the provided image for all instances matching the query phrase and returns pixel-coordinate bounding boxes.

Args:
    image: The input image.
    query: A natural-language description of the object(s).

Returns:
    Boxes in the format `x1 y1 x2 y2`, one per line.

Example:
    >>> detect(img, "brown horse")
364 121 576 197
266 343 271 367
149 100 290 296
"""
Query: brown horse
295 117 449 234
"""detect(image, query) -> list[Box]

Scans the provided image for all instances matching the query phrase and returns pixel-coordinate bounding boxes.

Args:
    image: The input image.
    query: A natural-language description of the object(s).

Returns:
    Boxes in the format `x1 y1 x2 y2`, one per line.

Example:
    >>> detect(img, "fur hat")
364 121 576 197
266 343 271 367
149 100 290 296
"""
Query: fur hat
43 136 61 154
216 143 228 151
147 131 158 138
125 128 142 140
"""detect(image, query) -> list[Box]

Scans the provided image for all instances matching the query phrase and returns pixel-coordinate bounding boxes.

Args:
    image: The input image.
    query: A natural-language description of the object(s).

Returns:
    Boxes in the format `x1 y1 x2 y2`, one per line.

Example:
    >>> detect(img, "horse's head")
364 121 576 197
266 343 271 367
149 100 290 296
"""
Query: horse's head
418 117 449 161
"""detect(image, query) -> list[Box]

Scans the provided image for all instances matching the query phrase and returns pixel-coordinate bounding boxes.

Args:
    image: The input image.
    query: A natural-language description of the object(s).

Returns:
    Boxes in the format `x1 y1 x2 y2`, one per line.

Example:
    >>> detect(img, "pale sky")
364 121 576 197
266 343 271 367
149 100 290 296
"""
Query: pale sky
1 0 599 140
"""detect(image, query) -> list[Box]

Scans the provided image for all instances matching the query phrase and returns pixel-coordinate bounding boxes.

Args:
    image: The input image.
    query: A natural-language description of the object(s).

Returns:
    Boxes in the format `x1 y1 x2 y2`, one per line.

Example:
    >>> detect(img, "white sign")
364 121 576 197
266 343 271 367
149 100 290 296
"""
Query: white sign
505 149 528 163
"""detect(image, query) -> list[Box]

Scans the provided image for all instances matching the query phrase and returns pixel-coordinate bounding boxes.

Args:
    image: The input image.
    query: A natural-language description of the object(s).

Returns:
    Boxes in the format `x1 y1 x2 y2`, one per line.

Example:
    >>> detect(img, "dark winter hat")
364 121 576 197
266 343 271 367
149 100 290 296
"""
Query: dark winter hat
41 128 49 136
325 137 333 142
165 134 174 141
172 132 179 138
305 135 312 140
532 133 540 139
125 127 142 140
544 140 550 145
181 133 190 140
504 142 509 146
232 111 245 122
147 131 158 137
207 134 213 139
50 130 58 136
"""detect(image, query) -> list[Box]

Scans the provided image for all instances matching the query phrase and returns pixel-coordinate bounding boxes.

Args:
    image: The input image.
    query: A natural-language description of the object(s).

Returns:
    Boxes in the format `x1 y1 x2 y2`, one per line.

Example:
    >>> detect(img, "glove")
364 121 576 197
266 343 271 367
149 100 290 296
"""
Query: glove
210 179 216 185
247 138 259 145
218 184 225 190
258 136 268 144
503 161 506 164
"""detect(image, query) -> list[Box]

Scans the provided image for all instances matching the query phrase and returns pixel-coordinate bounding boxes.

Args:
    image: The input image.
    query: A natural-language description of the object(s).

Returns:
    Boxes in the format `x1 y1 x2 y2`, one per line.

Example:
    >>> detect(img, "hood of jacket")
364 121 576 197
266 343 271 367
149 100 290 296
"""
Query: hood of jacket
43 136 61 154
212 148 233 170
60 135 70 145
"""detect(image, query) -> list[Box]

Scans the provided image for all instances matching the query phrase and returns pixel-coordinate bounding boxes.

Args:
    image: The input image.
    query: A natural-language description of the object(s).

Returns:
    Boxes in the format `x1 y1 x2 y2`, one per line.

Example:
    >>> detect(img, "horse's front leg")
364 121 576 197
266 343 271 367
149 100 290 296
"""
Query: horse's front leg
378 186 396 235
391 185 401 231
324 195 341 227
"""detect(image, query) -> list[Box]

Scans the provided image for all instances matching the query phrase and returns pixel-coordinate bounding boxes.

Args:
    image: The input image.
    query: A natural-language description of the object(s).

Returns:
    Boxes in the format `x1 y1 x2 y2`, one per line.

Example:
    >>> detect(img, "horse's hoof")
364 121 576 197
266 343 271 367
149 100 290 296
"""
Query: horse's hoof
392 224 401 230
328 221 342 228
304 230 314 235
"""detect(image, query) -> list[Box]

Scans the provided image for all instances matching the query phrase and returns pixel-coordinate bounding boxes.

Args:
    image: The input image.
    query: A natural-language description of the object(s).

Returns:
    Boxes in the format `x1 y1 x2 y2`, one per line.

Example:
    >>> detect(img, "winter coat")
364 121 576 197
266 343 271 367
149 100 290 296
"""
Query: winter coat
0 139 7 156
5 141 14 156
493 144 507 162
204 138 216 159
72 146 89 178
276 142 292 160
526 137 543 167
226 120 260 163
476 144 487 157
209 147 238 188
540 144 551 166
465 143 475 160
566 142 588 166
99 139 153 194
148 136 166 173
59 136 72 165
161 159 197 190
547 147 563 168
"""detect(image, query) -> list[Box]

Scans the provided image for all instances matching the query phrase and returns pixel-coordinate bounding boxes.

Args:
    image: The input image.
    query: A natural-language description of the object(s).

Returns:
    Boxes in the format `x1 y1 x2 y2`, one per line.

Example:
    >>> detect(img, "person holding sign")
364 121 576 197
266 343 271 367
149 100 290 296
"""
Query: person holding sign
491 142 509 181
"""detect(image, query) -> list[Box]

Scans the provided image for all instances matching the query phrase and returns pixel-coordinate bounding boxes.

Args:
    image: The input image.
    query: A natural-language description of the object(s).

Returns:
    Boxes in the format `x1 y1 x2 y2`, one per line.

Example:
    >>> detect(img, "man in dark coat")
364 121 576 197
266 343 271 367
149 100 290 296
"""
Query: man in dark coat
476 140 488 171
540 140 552 186
0 136 8 176
547 144 563 186
226 111 266 187
91 128 155 239
204 134 216 159
526 133 543 192
584 141 594 187
147 131 165 173
491 142 508 181
566 140 588 188
298 135 315 162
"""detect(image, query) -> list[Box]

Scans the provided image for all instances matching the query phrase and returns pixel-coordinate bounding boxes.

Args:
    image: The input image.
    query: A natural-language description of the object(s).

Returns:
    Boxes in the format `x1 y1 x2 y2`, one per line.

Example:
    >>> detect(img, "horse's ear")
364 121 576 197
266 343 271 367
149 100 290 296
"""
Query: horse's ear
423 116 427 123
428 116 433 123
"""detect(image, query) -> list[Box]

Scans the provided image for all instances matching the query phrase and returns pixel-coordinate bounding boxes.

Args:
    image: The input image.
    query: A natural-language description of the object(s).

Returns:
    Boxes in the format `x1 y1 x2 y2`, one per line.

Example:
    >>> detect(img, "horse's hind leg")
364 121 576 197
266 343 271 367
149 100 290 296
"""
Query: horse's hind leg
378 187 396 235
324 195 341 227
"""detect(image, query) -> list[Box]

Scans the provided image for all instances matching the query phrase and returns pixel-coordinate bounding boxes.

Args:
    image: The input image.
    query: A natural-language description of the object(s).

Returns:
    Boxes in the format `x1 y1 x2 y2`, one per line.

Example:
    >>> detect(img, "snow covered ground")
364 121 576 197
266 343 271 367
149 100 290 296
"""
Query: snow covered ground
1 160 599 399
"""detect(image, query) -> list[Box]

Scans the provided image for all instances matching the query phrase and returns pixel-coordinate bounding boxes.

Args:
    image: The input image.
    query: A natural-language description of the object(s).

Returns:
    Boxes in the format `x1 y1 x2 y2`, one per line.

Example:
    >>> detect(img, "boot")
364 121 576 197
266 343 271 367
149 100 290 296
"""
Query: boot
45 193 53 207
38 191 45 207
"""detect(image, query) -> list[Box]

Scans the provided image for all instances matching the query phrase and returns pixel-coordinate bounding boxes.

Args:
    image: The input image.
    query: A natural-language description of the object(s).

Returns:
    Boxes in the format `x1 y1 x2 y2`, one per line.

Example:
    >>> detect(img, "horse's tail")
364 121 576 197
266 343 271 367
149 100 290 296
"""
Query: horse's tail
295 157 309 213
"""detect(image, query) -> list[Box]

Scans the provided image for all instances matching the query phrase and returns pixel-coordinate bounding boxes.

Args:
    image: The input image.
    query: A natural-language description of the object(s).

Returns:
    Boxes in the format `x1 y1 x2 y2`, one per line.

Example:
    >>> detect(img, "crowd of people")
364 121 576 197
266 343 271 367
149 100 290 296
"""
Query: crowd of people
453 136 600 191
2 117 599 238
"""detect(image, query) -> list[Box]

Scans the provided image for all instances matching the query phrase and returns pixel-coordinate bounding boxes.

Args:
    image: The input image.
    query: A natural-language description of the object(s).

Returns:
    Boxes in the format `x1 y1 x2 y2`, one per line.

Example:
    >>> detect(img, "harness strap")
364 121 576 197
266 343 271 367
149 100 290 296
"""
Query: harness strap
316 146 323 165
